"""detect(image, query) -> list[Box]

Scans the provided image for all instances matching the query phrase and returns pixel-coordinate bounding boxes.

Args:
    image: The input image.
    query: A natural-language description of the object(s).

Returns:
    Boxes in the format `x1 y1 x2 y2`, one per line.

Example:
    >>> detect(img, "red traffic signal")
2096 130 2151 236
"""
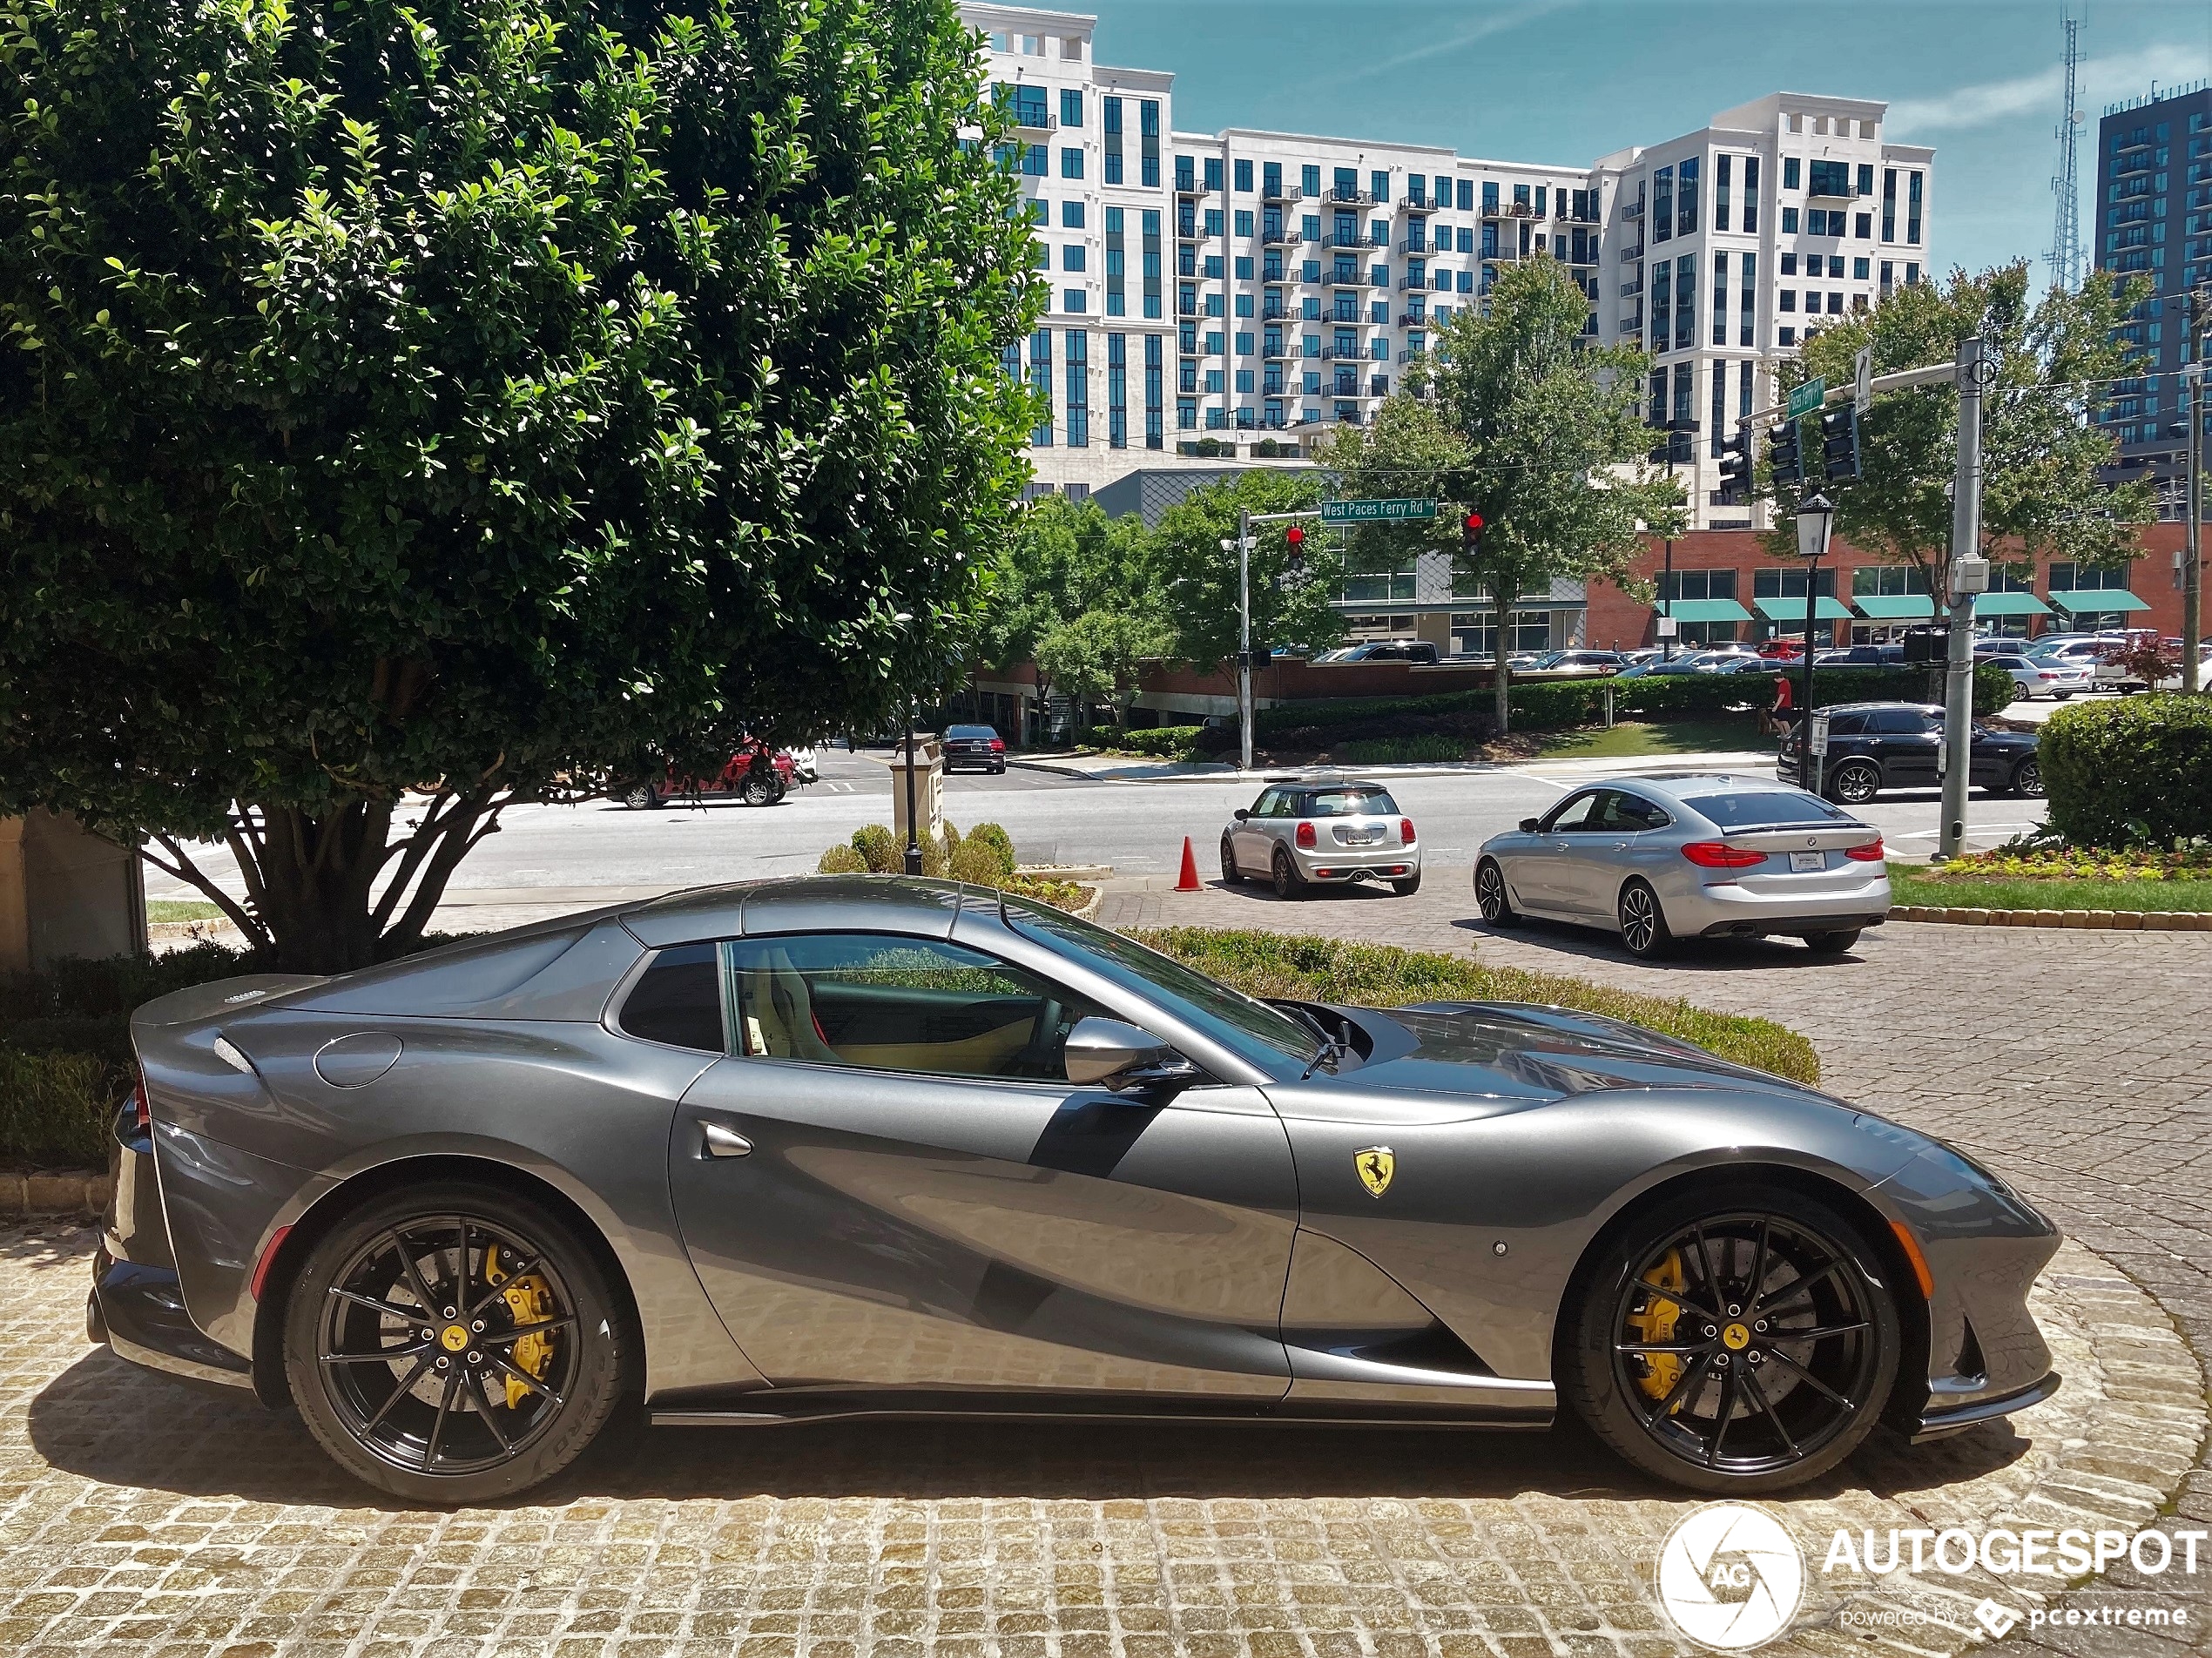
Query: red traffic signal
1285 524 1305 551
1461 511 1485 549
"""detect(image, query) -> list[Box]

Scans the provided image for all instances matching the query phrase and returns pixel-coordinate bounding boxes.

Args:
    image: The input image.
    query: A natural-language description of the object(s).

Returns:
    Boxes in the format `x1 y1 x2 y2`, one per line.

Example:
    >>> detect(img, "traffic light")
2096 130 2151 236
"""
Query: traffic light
1284 524 1305 560
1716 428 1751 503
1820 405 1862 483
1461 510 1486 552
1768 418 1803 487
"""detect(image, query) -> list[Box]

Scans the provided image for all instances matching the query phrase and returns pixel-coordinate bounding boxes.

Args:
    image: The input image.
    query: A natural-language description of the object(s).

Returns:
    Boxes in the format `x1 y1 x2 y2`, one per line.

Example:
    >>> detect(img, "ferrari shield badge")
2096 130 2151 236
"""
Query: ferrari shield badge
1354 1146 1395 1198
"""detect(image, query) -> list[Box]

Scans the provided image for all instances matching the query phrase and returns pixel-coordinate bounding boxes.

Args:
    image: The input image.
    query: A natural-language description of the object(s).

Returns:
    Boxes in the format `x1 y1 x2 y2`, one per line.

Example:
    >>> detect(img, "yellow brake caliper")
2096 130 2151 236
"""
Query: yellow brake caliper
484 1245 556 1410
1627 1249 1686 1407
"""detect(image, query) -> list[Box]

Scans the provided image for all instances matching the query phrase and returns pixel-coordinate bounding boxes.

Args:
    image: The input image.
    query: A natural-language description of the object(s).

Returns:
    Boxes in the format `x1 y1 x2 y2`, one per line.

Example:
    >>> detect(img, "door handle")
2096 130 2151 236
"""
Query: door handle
699 1122 753 1159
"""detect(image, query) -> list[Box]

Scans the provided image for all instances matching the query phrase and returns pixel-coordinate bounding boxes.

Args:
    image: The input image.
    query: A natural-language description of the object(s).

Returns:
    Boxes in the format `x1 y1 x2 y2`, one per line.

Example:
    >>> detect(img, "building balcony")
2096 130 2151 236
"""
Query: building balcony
1318 347 1367 361
1174 176 1211 197
1369 375 1391 396
1332 408 1366 425
1327 185 1374 207
1262 226 1302 246
1326 268 1373 289
1261 381 1288 399
1398 347 1426 362
1619 307 1642 333
1006 111 1057 140
1261 304 1298 321
1261 343 1291 360
1263 181 1299 204
1396 312 1426 328
1320 231 1376 252
1329 379 1364 399
1621 198 1643 219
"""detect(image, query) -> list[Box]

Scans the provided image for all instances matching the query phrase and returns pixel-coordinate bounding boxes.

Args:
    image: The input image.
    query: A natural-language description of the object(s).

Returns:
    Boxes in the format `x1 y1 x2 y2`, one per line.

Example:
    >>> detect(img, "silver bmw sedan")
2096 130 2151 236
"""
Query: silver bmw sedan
1473 773 1891 957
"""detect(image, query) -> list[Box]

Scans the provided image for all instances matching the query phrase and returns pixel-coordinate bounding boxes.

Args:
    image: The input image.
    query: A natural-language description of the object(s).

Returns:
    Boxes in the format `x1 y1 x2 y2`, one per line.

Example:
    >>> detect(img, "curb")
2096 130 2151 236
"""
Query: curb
0 1169 113 1218
1893 905 2212 930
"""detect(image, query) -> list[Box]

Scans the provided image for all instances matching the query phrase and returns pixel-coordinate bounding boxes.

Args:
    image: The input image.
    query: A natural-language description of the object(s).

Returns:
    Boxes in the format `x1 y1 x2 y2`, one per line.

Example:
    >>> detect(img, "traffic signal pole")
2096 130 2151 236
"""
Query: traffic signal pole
1940 336 1991 861
1237 508 1253 772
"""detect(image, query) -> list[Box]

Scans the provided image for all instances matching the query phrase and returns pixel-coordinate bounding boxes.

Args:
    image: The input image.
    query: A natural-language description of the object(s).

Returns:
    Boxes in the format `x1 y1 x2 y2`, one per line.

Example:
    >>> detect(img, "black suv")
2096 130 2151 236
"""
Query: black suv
1775 702 2042 804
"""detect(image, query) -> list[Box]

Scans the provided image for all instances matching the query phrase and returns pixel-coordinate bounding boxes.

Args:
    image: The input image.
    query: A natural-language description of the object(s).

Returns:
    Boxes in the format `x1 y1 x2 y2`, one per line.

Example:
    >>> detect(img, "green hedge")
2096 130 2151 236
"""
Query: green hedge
1088 725 1203 759
0 1048 112 1165
2040 694 2212 847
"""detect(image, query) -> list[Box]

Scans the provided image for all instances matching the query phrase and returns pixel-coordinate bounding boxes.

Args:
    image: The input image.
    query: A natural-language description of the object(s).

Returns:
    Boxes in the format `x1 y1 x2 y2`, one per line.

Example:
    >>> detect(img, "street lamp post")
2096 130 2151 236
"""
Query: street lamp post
1654 421 1696 660
1795 493 1835 790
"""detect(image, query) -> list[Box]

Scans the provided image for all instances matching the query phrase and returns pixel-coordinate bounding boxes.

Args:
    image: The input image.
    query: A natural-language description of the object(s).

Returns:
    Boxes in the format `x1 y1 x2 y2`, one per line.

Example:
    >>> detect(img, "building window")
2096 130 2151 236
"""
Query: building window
1678 155 1700 236
1906 172 1923 245
1303 164 1322 196
1144 334 1163 448
1658 570 1739 644
1030 329 1052 446
1262 159 1282 198
1852 256 1870 280
1672 359 1692 426
1709 355 1727 451
1103 97 1123 184
1779 326 1795 346
1782 156 1801 191
1738 358 1755 421
1712 250 1728 347
1675 253 1695 352
1062 246 1085 271
1740 253 1756 346
1882 168 1898 240
1808 158 1851 198
1855 212 1872 239
1063 330 1088 447
1022 144 1048 178
1650 259 1670 351
1061 147 1082 179
1653 165 1673 243
1781 252 1796 276
1142 209 1162 319
1204 207 1224 236
1105 207 1126 316
1139 101 1160 188
1715 153 1732 232
1204 157 1224 192
1060 88 1082 129
1781 207 1799 234
1743 157 1759 233
1177 396 1195 430
1064 287 1087 313
1234 158 1252 192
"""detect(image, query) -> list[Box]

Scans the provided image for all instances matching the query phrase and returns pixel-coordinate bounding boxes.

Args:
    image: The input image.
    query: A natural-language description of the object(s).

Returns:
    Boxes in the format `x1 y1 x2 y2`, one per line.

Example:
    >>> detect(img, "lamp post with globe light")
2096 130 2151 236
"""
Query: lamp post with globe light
1794 493 1835 791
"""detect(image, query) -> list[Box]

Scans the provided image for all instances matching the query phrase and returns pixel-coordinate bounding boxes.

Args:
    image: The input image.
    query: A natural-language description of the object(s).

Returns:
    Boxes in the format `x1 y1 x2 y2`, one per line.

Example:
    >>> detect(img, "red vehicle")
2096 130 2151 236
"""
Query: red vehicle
619 739 795 809
1757 637 1807 662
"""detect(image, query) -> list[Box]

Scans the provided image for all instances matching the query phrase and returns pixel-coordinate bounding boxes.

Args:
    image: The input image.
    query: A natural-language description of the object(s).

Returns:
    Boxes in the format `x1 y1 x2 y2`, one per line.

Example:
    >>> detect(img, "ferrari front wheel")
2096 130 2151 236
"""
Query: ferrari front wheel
285 1182 630 1503
1562 1186 1900 1493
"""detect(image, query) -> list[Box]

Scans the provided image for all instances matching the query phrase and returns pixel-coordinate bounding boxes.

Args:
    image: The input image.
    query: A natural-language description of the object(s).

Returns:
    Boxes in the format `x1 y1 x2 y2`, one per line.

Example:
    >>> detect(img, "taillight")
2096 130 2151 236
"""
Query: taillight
990 738 1005 751
1845 837 1885 862
1680 841 1766 869
1296 821 1317 849
130 1074 150 1133
1399 818 1416 844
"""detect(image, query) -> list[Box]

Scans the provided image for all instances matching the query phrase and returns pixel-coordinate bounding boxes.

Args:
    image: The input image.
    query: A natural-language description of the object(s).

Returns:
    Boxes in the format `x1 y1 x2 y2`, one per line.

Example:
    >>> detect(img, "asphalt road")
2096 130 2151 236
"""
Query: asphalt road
143 743 2050 902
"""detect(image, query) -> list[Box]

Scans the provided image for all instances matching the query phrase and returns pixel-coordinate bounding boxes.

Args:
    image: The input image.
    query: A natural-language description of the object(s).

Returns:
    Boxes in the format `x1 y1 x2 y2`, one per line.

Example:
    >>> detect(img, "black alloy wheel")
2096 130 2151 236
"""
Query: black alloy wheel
1565 1188 1900 1493
1828 759 1880 805
1616 878 1674 959
1474 859 1517 926
286 1183 627 1502
1271 846 1305 900
2011 758 2044 799
1220 833 1243 884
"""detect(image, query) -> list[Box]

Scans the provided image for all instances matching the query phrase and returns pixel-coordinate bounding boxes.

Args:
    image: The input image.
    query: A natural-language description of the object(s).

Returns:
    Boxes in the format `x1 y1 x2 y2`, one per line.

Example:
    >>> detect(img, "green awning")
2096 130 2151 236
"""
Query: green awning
2048 588 2150 614
1754 596 1853 621
1852 594 1935 618
1973 590 2053 617
1656 598 1753 623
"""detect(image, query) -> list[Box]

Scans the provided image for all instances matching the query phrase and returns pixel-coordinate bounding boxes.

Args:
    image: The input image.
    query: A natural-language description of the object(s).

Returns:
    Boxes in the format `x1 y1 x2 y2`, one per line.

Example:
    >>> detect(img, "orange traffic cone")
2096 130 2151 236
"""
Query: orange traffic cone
1175 836 1203 892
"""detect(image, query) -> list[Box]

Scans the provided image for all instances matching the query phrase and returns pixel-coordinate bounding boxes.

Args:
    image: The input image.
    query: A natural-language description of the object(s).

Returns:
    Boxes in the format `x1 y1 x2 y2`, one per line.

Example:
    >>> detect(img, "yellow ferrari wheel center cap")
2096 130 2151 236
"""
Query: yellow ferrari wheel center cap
1722 1323 1751 1351
440 1324 469 1353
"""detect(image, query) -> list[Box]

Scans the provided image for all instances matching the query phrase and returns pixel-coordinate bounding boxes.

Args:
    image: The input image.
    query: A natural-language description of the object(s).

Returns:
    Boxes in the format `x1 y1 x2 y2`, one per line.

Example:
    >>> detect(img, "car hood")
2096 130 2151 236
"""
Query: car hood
1321 1001 1838 1113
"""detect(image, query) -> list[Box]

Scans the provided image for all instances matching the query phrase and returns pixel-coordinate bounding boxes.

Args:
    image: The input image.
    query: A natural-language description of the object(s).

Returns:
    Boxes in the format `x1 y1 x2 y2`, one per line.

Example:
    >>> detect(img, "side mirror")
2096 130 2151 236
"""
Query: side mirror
1233 808 1250 821
1063 1016 1197 1093
1519 817 1541 833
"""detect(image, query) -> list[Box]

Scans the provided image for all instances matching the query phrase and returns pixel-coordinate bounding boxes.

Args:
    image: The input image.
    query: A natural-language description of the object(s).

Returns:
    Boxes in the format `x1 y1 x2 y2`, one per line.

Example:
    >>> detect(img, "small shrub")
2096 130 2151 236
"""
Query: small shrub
963 823 1020 882
0 1048 114 1166
1002 875 1089 911
1336 735 1469 764
948 836 1010 886
850 824 900 873
817 844 867 874
2041 693 2212 846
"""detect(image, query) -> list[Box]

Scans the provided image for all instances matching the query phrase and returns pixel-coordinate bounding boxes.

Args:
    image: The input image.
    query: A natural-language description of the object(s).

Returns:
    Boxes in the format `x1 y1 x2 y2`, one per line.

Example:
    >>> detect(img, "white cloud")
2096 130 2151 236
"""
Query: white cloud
1346 0 1579 79
1889 44 2198 134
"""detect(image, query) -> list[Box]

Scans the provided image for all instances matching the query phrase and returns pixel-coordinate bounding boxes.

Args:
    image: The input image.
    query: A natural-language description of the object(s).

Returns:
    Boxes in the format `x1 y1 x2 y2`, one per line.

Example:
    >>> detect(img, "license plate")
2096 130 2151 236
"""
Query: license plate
1791 851 1825 873
1340 827 1382 845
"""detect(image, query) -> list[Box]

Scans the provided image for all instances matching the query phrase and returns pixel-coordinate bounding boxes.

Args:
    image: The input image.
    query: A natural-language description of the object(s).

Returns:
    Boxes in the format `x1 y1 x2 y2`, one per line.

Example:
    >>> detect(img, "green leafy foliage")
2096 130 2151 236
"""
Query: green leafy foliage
1150 469 1344 667
1131 928 1819 1085
2040 694 2212 847
1320 262 1682 731
961 822 1018 881
1776 264 2155 590
817 843 868 874
0 0 1042 971
0 1048 111 1165
849 824 902 874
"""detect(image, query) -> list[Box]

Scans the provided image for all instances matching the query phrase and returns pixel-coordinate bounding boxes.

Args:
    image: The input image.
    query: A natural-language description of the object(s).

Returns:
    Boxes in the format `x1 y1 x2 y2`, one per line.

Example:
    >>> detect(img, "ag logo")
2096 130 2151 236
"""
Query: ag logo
1353 1146 1394 1198
1654 1502 1804 1652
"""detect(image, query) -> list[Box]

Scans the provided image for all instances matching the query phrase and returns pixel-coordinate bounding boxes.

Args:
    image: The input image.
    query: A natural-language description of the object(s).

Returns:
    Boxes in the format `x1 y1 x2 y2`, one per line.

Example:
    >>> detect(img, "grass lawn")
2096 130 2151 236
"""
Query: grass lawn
1133 927 1819 1085
146 899 229 923
1886 863 2212 913
1534 717 1771 760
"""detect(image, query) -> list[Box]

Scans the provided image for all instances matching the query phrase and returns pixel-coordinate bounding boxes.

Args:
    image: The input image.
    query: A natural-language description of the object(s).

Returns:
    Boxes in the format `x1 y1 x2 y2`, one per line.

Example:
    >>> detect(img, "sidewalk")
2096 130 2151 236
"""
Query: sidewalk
1013 746 1782 784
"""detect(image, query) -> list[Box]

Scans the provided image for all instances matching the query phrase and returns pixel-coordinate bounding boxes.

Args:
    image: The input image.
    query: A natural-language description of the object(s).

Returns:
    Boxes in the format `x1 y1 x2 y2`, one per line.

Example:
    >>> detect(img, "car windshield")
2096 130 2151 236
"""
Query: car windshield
1308 787 1399 817
1682 790 1853 829
1001 899 1317 1070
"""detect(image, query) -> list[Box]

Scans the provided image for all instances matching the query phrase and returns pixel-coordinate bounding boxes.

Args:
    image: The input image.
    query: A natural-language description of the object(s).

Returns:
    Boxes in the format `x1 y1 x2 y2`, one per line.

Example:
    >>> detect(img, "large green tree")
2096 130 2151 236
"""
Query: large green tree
1324 259 1676 731
0 0 1039 970
1150 468 1342 669
1772 263 2155 595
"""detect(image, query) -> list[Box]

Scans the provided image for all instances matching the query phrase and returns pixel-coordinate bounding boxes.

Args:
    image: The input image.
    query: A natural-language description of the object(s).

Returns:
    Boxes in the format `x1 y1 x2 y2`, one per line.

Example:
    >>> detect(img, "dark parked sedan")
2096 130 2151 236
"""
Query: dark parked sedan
1776 703 2042 805
96 877 2059 1503
941 724 1008 773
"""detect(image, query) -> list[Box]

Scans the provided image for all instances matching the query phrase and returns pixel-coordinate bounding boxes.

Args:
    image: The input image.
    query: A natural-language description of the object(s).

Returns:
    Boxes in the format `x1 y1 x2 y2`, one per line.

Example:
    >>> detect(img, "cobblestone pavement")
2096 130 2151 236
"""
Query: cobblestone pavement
2 888 2207 1658
1101 879 2212 1654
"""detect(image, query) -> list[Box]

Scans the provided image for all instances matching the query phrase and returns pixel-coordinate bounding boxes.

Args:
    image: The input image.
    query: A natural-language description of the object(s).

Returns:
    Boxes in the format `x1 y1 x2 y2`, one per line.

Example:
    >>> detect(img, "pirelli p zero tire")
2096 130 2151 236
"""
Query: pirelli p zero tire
285 1181 629 1504
1562 1184 1900 1494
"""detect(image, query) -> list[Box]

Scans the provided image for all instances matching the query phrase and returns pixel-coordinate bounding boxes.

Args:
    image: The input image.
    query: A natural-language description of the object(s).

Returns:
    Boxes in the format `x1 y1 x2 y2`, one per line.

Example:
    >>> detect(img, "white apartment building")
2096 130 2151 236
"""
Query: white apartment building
966 8 1935 532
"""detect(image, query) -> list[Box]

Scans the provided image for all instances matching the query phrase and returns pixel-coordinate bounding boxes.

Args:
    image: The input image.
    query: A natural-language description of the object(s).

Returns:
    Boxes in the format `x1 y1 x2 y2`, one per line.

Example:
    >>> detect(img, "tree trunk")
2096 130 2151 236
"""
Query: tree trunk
1494 590 1514 735
146 786 503 974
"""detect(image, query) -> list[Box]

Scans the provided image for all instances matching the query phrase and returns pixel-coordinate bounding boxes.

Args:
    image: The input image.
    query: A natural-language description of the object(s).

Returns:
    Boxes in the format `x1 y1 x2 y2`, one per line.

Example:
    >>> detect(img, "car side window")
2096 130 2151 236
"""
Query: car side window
1868 709 1928 734
723 933 1108 1082
1824 712 1868 736
1543 792 1602 832
617 942 724 1052
1602 792 1669 831
1251 788 1282 818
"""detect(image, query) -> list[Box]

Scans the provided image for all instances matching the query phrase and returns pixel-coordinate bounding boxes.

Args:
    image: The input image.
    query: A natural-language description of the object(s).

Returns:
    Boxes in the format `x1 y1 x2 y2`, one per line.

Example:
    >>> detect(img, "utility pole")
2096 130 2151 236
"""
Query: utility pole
2182 289 2204 694
1939 336 1993 861
1237 508 1254 772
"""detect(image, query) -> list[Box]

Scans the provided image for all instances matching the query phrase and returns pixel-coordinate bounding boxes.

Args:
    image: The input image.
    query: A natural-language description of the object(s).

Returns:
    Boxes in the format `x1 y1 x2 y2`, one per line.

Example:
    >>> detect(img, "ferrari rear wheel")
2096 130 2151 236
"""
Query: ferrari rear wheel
1563 1186 1899 1493
286 1182 628 1503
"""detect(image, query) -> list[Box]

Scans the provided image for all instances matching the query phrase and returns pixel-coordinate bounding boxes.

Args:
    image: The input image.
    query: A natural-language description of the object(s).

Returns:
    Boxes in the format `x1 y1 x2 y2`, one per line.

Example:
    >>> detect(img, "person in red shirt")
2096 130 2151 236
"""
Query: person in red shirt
1760 671 1796 738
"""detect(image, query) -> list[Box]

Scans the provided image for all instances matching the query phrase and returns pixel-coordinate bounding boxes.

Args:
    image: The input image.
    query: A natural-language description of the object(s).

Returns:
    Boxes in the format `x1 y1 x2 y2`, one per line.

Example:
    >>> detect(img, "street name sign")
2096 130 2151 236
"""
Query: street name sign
1320 497 1436 524
1785 378 1826 421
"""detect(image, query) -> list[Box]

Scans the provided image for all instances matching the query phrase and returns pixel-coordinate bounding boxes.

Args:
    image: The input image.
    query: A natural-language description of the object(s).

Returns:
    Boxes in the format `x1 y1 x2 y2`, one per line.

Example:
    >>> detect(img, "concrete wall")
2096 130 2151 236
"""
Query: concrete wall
0 812 145 972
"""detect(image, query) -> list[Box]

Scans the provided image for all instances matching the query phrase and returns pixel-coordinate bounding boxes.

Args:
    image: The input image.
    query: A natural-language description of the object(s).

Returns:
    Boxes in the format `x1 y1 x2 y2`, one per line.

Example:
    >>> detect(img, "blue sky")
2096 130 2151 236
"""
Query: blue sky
1081 0 2212 282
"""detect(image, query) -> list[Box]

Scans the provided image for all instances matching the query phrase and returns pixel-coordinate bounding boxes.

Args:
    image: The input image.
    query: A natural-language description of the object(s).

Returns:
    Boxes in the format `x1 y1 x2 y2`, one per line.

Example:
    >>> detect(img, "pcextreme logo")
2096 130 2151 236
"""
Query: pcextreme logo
1654 1503 1804 1652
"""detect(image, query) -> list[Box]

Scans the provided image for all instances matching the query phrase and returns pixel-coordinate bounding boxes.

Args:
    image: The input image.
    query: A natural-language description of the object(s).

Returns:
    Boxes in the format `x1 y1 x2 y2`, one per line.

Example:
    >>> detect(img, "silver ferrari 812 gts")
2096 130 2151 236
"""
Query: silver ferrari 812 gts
92 877 2059 1501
